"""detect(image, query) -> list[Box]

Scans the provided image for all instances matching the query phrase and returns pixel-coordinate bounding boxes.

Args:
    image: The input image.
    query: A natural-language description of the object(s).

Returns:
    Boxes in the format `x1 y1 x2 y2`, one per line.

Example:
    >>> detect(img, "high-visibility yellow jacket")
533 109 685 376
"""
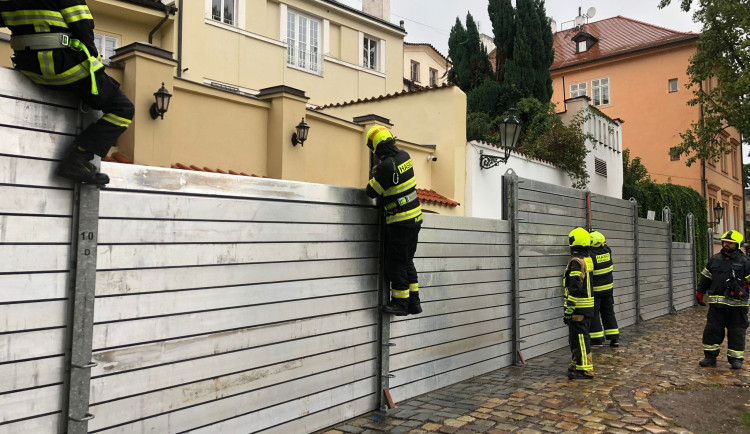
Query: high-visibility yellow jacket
564 253 594 311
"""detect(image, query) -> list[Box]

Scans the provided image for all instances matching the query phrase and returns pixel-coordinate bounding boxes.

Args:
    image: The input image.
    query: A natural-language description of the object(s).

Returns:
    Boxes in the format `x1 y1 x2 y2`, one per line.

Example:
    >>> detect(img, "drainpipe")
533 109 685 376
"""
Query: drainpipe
177 0 184 77
148 6 173 44
699 82 712 254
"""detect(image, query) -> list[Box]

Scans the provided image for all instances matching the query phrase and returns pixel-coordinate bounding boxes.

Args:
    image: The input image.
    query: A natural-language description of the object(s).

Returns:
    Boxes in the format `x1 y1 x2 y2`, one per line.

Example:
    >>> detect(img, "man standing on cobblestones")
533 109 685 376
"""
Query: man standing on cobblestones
697 230 750 369
589 231 620 347
563 227 595 379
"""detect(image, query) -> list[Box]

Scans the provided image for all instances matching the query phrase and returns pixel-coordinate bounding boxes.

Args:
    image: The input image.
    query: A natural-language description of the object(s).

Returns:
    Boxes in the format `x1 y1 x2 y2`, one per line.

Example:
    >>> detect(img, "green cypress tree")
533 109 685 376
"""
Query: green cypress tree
488 0 515 83
535 0 554 102
447 14 492 92
447 17 469 90
464 13 494 89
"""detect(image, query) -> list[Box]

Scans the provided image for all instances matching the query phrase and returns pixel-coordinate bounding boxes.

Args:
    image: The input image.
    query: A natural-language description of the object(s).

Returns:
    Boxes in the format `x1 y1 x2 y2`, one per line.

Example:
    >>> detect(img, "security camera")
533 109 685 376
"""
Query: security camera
427 155 438 162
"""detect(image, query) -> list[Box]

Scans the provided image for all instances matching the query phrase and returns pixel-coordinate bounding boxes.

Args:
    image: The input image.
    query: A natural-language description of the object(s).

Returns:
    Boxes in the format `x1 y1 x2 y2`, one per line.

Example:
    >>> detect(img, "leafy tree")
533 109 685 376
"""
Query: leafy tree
743 163 750 188
467 78 506 115
447 13 493 92
659 0 749 165
622 148 651 186
488 0 515 83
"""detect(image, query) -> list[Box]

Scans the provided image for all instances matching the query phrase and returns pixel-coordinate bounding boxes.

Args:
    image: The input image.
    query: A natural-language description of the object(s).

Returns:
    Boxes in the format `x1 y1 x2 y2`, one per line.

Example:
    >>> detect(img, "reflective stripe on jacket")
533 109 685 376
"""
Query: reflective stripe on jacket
698 250 750 308
563 255 594 310
366 148 422 225
591 245 614 293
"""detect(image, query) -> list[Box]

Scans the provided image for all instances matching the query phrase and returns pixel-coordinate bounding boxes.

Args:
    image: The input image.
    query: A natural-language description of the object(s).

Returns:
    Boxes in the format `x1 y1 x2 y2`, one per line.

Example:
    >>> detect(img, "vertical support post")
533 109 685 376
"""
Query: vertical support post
65 184 100 434
688 213 697 306
373 153 392 411
585 190 592 230
664 207 675 314
505 169 522 365
631 198 642 323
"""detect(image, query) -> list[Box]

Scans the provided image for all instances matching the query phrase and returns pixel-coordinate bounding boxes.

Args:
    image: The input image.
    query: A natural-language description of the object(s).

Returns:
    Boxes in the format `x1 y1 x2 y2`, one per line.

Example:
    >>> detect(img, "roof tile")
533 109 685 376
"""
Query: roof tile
417 188 459 208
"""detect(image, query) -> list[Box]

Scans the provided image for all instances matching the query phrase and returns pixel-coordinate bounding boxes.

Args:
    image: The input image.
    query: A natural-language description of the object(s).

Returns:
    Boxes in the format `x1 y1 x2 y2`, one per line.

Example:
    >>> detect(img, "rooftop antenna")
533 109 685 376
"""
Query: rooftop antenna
586 7 597 22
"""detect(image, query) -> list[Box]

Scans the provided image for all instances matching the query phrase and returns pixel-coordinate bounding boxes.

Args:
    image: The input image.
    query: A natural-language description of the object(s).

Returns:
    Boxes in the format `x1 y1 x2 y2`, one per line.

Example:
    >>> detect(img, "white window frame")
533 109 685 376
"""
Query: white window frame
429 68 438 86
410 60 420 82
570 82 586 98
211 0 236 26
592 77 610 106
668 78 678 93
363 35 378 70
94 33 119 65
286 8 322 75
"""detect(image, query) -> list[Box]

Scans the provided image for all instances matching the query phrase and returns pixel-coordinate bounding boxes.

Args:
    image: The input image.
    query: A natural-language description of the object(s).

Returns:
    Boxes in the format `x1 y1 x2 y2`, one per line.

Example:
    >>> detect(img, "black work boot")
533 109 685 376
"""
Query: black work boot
699 356 717 367
729 359 743 370
568 369 594 380
591 338 605 347
609 338 620 347
56 147 109 185
382 298 409 316
408 292 422 315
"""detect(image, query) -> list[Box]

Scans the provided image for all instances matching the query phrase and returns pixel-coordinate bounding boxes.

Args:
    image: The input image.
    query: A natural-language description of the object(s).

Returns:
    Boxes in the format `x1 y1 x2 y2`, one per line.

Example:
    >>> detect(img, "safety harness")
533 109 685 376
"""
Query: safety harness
10 32 101 94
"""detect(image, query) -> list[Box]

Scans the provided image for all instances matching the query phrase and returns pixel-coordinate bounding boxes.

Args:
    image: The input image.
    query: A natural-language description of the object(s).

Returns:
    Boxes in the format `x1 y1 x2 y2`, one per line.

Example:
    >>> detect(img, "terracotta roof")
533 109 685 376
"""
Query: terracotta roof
170 163 267 178
404 42 451 64
417 188 459 208
316 83 455 110
102 152 134 164
551 16 699 70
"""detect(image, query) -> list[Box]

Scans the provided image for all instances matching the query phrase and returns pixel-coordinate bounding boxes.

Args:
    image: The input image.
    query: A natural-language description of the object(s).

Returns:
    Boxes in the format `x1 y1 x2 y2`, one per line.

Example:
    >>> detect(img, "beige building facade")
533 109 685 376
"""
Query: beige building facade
403 42 450 89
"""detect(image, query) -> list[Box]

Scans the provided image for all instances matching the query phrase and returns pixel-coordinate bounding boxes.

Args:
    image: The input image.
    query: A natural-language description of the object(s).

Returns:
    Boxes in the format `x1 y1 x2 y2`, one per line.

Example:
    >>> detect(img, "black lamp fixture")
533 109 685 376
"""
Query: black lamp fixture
149 82 172 120
479 108 523 169
707 203 724 229
291 117 310 146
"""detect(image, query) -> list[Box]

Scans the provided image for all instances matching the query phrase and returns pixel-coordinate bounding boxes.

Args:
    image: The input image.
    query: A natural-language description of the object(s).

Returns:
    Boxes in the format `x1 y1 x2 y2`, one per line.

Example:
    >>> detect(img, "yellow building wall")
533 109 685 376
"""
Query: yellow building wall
180 1 405 106
404 46 449 87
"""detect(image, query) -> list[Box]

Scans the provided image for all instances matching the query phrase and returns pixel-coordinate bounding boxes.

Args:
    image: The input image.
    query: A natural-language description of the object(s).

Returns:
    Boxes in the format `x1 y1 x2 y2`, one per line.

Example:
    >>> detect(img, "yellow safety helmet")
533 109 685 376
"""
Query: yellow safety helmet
366 125 394 153
590 231 606 247
569 227 591 248
720 230 743 246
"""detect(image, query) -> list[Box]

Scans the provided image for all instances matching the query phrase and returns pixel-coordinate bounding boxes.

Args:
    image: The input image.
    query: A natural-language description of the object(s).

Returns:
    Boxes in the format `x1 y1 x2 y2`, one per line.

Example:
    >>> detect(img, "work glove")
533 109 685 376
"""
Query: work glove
696 291 705 306
370 165 379 178
563 305 574 325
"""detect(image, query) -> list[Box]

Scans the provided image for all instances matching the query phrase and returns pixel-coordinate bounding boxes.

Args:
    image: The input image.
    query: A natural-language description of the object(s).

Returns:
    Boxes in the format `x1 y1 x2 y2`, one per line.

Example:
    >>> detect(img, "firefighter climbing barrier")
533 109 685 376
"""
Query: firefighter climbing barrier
0 67 696 433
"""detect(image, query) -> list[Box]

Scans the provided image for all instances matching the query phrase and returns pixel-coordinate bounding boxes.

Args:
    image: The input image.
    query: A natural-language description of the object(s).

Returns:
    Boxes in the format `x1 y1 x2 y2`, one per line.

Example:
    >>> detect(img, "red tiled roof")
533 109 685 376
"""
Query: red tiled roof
417 188 459 208
102 152 133 164
551 16 698 70
171 163 266 178
404 42 451 65
316 83 455 110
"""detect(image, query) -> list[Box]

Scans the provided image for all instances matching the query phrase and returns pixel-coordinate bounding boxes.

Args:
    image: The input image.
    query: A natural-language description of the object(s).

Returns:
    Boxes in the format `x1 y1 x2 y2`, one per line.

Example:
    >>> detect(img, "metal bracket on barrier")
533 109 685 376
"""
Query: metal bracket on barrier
72 361 98 369
69 413 95 422
385 373 396 379
382 342 396 347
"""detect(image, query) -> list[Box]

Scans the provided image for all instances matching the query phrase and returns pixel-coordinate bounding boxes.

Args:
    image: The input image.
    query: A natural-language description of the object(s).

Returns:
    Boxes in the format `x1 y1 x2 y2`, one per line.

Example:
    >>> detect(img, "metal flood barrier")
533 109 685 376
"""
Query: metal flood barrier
0 67 696 433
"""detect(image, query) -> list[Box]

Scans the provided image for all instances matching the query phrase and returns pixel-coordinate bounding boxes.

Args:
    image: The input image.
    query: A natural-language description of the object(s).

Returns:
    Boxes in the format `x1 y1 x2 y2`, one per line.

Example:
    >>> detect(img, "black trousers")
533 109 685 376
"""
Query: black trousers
702 305 749 360
590 290 619 341
384 223 420 295
568 308 593 371
48 70 134 158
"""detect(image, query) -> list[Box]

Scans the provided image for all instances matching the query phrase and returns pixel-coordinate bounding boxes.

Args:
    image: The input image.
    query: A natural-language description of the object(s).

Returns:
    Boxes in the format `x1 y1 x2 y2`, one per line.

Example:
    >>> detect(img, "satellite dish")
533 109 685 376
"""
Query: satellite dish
586 7 597 18
574 15 585 27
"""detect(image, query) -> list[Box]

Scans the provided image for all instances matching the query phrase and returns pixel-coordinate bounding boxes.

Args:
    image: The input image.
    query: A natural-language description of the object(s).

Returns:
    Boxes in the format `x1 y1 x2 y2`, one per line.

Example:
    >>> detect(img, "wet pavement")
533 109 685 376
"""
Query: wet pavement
321 306 750 433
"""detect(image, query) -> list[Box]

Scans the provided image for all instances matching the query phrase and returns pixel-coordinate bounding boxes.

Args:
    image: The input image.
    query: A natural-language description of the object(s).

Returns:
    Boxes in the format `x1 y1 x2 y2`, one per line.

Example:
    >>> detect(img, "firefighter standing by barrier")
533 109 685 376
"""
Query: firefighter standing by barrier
365 125 423 316
563 227 595 379
697 230 750 370
588 231 620 347
0 0 134 185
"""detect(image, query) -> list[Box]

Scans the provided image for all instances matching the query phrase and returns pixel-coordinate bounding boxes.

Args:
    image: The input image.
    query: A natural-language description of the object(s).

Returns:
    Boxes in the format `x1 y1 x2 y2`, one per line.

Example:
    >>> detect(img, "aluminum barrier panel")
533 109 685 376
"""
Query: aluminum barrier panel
389 215 512 402
638 219 672 320
88 164 381 433
672 242 694 311
516 179 586 360
0 68 88 434
590 194 638 328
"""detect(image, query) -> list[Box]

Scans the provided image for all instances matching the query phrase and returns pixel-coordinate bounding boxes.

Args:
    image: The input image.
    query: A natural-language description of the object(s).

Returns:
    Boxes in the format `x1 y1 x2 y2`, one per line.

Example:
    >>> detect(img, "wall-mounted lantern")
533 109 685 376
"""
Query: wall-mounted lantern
291 117 310 146
479 108 522 169
149 82 172 120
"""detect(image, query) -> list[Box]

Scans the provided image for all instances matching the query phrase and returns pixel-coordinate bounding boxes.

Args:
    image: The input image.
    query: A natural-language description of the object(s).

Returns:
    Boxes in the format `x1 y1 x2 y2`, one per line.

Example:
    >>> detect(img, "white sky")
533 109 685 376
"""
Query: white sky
336 0 701 57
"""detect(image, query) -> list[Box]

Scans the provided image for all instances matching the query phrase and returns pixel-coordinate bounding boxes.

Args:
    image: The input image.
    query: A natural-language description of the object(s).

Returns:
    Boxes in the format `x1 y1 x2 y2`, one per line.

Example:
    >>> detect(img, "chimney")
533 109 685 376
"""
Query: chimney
363 0 390 21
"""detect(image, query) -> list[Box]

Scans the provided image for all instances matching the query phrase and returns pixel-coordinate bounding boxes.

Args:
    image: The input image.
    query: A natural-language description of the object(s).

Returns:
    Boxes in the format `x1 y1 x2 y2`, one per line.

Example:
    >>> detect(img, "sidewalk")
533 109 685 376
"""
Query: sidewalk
322 306 750 434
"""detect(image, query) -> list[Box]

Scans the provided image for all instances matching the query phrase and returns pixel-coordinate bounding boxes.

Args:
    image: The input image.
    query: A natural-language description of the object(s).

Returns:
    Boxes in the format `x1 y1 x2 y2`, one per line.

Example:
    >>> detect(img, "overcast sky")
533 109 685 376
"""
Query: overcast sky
337 0 701 57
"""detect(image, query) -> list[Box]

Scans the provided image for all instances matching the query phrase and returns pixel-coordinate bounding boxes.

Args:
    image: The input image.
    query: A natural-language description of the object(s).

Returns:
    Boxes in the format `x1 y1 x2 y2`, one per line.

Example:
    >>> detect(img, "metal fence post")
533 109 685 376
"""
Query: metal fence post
687 213 697 306
630 198 642 323
664 207 675 314
505 169 522 365
65 184 101 434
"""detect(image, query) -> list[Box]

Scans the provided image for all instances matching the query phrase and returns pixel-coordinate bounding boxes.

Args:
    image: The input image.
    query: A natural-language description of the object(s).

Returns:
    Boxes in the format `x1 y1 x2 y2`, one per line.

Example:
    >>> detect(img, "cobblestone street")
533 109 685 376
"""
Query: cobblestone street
323 306 750 433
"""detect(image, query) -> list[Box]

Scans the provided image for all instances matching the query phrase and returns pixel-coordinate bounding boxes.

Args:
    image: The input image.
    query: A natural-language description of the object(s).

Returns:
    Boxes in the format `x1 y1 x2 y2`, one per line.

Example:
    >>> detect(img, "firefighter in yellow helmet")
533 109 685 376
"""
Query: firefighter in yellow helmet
563 227 595 379
697 230 750 369
588 230 620 347
0 0 135 185
365 125 423 316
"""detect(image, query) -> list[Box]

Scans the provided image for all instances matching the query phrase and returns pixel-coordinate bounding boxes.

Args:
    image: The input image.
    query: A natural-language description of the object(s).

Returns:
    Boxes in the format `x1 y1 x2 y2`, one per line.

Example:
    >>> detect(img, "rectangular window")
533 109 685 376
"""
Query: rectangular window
94 33 118 64
363 36 378 70
670 147 680 161
429 68 438 86
594 158 607 177
723 201 729 233
212 0 235 25
577 40 587 53
668 78 678 93
410 60 420 82
734 204 740 230
732 146 738 179
592 78 610 106
570 82 586 98
721 151 728 173
287 9 321 74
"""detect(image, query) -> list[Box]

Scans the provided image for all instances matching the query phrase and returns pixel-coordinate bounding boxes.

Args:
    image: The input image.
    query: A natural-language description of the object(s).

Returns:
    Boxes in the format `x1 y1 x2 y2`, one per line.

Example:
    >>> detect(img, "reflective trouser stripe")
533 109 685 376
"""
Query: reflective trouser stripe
703 344 720 352
604 328 619 336
409 283 418 293
38 50 54 76
593 283 613 291
21 57 103 87
391 288 409 299
589 331 604 338
101 113 132 128
61 5 93 24
728 349 744 359
576 334 593 370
